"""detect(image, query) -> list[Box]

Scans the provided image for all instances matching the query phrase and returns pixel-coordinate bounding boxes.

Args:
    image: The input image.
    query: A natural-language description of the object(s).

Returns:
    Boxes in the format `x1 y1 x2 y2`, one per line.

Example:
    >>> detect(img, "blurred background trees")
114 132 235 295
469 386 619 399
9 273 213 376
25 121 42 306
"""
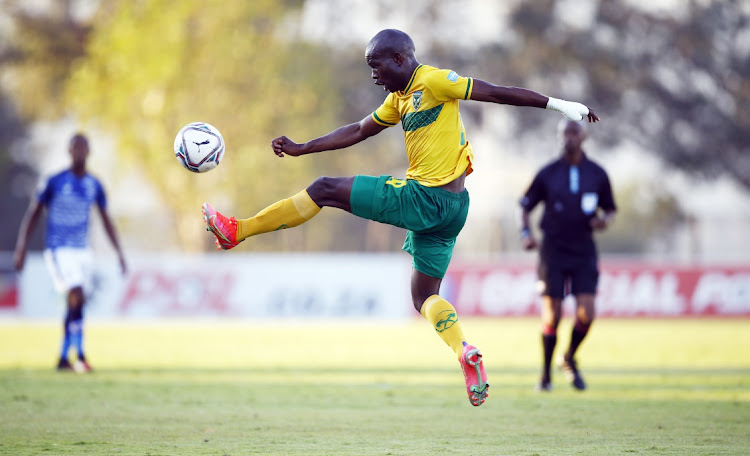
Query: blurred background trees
0 0 747 259
500 0 750 189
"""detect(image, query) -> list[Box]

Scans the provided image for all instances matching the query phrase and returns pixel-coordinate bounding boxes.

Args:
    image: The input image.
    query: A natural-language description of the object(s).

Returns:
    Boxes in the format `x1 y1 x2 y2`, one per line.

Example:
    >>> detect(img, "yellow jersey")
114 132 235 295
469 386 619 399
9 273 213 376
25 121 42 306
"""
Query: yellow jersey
371 64 474 187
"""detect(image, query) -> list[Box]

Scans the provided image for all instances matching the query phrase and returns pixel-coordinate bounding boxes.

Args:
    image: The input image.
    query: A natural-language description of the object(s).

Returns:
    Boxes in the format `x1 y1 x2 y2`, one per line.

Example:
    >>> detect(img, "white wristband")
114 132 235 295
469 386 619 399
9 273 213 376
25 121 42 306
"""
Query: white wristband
546 97 589 121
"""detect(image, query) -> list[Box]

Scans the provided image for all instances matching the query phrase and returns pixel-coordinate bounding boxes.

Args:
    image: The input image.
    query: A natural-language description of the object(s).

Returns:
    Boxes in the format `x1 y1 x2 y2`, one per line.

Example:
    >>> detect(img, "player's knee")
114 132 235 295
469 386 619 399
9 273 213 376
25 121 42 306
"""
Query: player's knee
576 303 596 324
307 176 350 207
411 294 428 313
309 176 344 195
67 287 85 309
578 311 595 325
410 278 442 313
542 314 561 329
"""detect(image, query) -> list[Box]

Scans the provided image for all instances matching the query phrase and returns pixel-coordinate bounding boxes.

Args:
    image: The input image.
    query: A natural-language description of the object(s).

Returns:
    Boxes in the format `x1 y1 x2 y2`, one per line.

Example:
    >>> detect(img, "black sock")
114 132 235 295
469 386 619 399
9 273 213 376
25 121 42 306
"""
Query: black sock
566 320 591 360
542 334 557 381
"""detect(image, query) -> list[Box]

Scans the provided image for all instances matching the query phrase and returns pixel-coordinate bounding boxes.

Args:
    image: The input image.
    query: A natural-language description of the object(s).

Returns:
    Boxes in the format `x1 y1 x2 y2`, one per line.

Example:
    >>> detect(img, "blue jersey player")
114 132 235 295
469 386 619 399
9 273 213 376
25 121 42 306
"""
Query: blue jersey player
14 133 127 372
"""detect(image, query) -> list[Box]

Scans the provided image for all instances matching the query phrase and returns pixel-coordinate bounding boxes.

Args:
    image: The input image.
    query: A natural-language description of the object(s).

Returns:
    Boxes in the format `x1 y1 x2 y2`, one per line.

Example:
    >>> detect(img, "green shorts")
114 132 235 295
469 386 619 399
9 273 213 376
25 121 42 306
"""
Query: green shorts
350 175 470 279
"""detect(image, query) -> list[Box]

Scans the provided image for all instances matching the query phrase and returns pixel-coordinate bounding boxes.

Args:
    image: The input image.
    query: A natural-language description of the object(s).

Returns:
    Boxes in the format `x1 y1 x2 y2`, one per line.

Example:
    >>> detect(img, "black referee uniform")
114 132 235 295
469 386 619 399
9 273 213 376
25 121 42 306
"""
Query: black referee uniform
521 153 616 298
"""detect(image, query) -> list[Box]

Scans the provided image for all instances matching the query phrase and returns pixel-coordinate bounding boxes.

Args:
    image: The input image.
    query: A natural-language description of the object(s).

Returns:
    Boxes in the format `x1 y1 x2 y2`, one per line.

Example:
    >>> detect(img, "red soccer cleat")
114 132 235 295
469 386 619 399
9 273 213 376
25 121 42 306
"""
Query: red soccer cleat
460 342 489 406
202 203 243 250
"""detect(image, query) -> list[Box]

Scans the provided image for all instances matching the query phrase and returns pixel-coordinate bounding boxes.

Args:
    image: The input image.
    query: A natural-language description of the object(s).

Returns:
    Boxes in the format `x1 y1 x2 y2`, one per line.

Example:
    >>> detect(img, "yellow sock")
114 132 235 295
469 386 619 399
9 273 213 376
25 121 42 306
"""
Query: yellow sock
420 295 466 359
236 189 321 240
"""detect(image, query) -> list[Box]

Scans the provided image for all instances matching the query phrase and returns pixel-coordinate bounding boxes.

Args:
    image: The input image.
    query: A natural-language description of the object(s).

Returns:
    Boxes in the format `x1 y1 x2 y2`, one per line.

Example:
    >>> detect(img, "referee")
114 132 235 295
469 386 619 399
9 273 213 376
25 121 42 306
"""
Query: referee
520 119 616 391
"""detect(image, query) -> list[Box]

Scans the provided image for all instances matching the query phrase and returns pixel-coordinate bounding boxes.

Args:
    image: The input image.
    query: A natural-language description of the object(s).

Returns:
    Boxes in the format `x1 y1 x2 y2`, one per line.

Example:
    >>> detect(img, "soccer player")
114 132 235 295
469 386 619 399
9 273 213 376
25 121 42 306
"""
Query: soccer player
519 119 616 391
13 133 127 373
203 29 599 406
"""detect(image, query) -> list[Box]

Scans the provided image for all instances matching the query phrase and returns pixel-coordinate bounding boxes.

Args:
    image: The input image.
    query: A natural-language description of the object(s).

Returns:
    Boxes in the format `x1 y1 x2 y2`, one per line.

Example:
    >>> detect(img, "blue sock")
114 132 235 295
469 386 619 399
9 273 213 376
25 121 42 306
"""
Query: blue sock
65 305 85 360
69 319 84 359
60 321 72 361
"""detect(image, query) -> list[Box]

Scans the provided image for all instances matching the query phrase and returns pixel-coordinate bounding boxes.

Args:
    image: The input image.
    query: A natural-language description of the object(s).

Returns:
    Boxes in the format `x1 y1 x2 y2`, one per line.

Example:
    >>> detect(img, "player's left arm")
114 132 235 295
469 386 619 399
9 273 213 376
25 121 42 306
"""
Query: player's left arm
97 205 127 275
469 79 599 123
590 171 617 230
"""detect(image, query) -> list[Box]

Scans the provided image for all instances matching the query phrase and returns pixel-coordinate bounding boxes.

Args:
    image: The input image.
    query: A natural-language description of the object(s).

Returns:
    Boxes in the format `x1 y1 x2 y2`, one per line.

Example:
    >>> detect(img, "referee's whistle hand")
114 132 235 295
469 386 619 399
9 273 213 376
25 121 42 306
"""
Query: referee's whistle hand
590 217 608 230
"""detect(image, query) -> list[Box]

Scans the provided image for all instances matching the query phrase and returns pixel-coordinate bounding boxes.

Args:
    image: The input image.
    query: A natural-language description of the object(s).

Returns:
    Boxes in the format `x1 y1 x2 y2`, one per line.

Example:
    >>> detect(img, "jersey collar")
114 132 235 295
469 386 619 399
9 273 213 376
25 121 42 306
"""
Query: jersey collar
561 151 587 166
400 64 423 95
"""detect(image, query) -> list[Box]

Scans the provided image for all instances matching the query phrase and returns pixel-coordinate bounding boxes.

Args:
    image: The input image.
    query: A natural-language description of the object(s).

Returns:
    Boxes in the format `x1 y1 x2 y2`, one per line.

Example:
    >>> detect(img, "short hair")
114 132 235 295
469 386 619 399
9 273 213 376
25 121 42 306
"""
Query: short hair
70 133 89 146
369 29 415 57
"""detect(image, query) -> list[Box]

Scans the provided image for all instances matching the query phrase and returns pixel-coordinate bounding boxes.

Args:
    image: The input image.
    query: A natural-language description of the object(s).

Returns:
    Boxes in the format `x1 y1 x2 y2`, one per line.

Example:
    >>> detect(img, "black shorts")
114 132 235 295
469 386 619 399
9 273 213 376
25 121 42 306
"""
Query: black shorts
538 240 599 298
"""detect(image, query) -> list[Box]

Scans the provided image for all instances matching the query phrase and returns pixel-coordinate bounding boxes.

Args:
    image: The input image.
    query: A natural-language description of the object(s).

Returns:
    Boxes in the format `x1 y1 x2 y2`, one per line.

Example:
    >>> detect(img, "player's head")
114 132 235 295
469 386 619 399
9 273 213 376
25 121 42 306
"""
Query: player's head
558 119 587 152
69 133 89 170
365 29 418 93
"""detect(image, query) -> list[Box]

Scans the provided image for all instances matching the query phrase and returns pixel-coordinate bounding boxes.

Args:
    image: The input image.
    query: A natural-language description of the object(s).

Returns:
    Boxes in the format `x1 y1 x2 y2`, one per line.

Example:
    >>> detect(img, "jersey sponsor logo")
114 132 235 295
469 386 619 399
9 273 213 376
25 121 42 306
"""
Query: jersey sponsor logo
447 71 459 82
385 178 407 188
581 192 598 214
435 309 458 332
412 91 423 110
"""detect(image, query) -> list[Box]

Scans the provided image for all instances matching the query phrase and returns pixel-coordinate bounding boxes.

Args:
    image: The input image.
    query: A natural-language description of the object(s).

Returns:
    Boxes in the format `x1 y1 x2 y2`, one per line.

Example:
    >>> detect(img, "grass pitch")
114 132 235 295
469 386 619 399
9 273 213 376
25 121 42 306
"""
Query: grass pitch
0 318 748 455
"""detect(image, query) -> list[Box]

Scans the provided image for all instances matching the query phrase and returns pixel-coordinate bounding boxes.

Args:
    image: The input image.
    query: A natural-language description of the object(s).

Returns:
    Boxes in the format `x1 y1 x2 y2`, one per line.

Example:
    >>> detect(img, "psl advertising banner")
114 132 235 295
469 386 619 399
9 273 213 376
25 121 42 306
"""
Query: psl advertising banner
9 254 750 318
16 253 412 320
442 261 750 317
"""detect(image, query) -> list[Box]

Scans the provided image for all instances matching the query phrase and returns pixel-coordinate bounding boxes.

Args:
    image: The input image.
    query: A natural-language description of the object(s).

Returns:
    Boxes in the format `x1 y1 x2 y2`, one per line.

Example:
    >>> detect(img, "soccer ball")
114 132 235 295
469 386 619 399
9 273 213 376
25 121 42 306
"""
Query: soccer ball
174 122 225 173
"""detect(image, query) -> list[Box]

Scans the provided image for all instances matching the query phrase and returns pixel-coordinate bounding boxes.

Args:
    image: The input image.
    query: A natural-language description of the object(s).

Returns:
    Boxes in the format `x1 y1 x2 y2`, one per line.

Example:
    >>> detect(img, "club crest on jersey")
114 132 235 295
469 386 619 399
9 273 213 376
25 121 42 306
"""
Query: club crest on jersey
412 91 423 110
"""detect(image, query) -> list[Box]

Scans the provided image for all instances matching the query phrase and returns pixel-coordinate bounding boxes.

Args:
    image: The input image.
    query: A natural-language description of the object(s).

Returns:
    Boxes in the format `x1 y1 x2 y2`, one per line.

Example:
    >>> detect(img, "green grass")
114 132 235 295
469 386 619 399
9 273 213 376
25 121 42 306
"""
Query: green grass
1 318 748 455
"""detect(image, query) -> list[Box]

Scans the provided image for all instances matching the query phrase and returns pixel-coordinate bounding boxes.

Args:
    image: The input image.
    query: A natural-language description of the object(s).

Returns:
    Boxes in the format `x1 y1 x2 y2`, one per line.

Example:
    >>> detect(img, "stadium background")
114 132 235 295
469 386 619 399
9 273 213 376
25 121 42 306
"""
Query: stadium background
1 0 748 318
0 1 748 455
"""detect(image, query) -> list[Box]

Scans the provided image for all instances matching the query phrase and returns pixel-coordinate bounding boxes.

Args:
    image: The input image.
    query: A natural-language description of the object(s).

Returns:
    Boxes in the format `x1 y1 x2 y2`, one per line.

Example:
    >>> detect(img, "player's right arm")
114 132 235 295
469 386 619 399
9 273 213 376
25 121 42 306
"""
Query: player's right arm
470 79 599 123
519 171 546 251
13 199 44 271
272 115 387 158
520 208 539 251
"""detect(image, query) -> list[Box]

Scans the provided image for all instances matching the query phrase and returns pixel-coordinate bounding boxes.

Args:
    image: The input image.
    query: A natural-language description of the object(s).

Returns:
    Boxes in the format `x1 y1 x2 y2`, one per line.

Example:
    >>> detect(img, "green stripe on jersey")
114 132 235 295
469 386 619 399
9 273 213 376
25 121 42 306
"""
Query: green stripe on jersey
373 111 397 126
401 104 444 132
464 78 473 99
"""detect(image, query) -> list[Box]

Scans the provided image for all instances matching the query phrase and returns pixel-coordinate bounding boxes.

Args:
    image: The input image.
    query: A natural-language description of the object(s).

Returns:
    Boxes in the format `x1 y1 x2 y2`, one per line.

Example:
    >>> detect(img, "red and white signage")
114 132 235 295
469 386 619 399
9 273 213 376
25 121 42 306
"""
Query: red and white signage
16 253 412 320
10 254 750 318
442 261 750 317
0 274 17 310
